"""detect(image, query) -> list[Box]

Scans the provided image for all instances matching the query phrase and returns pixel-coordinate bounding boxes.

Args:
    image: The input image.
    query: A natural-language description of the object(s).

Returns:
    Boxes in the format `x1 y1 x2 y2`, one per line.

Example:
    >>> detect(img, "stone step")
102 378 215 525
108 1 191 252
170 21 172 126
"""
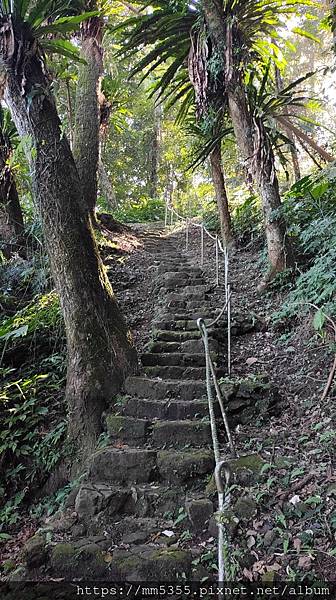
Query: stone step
157 449 214 483
148 338 218 354
156 264 203 275
153 330 201 342
75 482 182 520
88 448 157 484
106 414 212 449
122 397 218 421
154 318 211 331
143 365 225 380
152 419 211 449
158 272 203 289
125 377 208 400
141 352 215 367
46 539 195 580
88 447 214 485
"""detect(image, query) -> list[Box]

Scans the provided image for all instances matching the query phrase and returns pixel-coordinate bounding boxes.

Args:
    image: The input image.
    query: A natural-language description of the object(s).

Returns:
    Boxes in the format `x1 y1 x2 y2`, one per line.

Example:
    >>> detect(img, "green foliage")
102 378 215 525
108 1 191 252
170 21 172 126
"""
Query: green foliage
114 197 165 223
232 195 263 242
275 168 336 322
0 292 66 530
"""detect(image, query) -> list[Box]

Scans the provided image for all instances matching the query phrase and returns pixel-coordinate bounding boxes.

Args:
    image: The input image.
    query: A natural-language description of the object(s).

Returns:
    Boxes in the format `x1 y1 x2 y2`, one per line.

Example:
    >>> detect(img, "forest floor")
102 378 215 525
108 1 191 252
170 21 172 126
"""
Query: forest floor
1 219 335 582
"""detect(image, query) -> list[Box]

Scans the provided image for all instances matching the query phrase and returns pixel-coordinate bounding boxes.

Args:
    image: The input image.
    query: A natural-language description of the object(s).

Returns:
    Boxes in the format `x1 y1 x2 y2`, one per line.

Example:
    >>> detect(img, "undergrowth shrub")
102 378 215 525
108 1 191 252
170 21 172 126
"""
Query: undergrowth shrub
114 196 165 222
0 292 67 530
275 167 336 325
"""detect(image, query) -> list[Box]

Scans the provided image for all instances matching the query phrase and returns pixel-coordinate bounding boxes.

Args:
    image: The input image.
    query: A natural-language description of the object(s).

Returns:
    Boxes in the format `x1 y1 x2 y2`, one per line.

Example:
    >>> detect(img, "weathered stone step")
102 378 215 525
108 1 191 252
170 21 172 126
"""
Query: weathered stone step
122 397 218 421
105 414 211 448
88 447 214 485
45 539 195 580
156 264 203 275
125 377 208 400
155 311 219 324
88 448 157 484
154 330 201 342
143 365 207 379
152 419 211 448
75 482 181 520
158 449 214 483
148 338 218 354
154 318 212 331
158 272 203 289
141 352 215 367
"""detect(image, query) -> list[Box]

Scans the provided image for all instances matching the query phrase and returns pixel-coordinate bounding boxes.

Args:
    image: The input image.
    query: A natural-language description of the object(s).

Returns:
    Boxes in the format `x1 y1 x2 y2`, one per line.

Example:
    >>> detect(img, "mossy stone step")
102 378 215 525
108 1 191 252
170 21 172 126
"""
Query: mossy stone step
148 338 218 354
74 482 181 519
88 448 157 484
157 449 214 483
106 414 211 449
125 376 208 400
106 415 150 446
143 365 206 380
141 352 215 367
153 329 201 342
159 272 203 289
152 419 211 448
122 397 219 421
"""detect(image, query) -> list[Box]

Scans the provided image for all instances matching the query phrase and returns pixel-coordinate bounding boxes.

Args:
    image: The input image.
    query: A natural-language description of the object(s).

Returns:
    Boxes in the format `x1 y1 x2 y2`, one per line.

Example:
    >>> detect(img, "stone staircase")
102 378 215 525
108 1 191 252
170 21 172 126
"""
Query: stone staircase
23 228 265 582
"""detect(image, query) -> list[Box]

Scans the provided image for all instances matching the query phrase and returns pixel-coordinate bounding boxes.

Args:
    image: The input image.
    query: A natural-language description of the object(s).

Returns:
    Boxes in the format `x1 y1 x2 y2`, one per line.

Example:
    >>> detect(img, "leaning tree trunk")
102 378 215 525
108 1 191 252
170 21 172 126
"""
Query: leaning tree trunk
209 142 233 248
228 84 291 285
73 16 103 219
2 22 137 465
202 0 291 285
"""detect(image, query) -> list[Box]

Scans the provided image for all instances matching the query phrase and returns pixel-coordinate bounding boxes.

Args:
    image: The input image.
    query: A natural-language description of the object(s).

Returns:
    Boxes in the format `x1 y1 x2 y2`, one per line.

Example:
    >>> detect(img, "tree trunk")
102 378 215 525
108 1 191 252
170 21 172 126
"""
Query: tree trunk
148 104 162 199
202 0 291 283
73 16 103 218
0 169 25 258
276 115 334 163
2 22 137 465
209 142 233 248
274 65 301 183
0 126 25 257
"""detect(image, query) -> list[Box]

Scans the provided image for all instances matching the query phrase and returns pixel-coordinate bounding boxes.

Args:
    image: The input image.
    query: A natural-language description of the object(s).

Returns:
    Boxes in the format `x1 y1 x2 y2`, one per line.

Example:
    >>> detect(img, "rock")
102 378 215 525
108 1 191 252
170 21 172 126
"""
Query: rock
121 531 150 545
88 448 157 484
152 420 211 448
44 508 78 532
186 498 213 533
106 414 150 445
23 535 48 569
75 484 129 518
157 449 214 483
263 529 277 547
50 542 107 578
234 496 257 520
206 454 265 494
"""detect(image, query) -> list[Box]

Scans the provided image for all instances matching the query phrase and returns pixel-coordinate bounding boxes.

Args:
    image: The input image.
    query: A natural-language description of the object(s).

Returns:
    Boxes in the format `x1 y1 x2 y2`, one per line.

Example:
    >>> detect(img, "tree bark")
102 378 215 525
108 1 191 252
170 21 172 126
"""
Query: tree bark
209 142 233 248
0 125 25 257
202 0 292 283
2 21 137 465
148 103 162 199
274 65 301 183
73 16 103 218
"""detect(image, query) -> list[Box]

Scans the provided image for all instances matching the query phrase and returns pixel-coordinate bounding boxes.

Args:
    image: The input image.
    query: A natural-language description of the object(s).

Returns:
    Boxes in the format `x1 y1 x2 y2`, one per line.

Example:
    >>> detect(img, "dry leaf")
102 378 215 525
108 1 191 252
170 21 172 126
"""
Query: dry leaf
293 538 302 552
246 357 258 366
243 568 254 581
247 535 256 549
298 556 312 569
289 495 301 505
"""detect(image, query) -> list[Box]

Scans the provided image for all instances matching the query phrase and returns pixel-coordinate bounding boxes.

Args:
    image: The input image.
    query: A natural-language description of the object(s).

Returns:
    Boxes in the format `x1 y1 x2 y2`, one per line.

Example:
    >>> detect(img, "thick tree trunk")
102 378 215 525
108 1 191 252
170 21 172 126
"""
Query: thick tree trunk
209 142 233 248
2 24 137 464
73 17 103 218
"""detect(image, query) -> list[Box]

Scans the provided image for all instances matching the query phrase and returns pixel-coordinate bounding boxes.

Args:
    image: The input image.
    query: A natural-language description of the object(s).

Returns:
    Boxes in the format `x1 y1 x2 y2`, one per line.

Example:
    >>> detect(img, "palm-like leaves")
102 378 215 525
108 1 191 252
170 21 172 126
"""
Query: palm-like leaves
0 0 98 62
